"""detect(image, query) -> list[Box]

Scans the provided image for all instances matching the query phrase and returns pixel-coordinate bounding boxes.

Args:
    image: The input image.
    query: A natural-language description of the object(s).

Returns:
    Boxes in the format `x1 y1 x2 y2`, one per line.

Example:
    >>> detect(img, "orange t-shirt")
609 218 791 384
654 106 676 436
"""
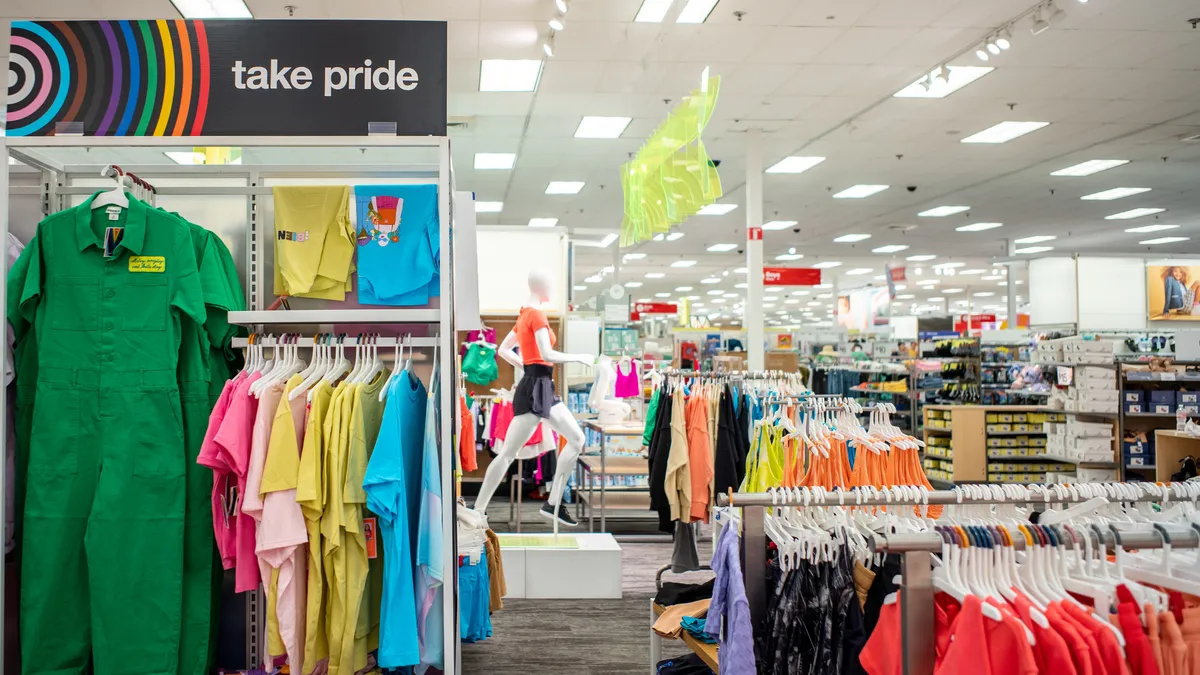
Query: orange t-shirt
516 306 554 366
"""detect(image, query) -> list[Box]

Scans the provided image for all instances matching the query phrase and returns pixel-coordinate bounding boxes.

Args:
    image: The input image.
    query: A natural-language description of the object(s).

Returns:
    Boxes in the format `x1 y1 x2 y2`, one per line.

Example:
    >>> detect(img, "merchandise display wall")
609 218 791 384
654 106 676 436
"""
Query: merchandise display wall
2 137 461 675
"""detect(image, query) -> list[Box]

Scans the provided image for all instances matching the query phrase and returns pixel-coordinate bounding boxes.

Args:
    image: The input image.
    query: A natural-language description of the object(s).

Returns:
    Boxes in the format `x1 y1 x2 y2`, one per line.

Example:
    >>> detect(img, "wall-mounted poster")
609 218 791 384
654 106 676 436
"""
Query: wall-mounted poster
776 334 794 349
1148 264 1200 321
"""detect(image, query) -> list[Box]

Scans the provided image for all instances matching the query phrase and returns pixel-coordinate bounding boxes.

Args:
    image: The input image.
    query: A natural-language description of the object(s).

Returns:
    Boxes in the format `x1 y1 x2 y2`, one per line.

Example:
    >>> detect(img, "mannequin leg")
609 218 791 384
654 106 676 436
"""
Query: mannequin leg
473 413 542 515
542 403 587 508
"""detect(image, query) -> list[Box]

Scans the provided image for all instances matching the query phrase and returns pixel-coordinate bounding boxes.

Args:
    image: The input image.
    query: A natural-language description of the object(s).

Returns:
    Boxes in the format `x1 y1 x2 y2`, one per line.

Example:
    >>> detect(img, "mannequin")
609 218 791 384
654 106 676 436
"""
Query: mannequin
472 270 593 526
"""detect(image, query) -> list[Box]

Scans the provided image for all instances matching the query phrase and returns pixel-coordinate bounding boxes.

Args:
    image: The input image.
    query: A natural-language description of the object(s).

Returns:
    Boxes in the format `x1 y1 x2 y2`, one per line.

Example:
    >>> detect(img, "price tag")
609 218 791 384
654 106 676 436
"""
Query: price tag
1056 366 1074 387
1160 372 1177 381
363 517 378 559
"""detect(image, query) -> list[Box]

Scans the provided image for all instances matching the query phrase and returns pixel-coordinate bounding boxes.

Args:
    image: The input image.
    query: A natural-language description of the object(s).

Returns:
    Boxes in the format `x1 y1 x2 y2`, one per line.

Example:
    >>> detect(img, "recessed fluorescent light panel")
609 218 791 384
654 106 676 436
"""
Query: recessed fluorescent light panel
1125 224 1179 234
646 273 665 278
956 222 1003 232
846 268 872 275
812 261 843 269
574 116 632 139
479 60 544 92
707 243 738 252
546 181 585 194
919 206 970 217
961 121 1049 144
1081 187 1151 201
907 254 937 261
698 203 738 215
635 0 673 22
872 245 909 254
676 0 719 23
1139 236 1189 245
528 218 558 228
834 234 871 243
765 156 826 174
666 232 684 241
623 253 647 260
1051 159 1129 177
574 233 618 248
1105 208 1165 220
762 220 798 230
775 254 803 261
671 260 697 267
1015 246 1054 254
474 153 516 170
894 66 994 99
170 0 252 18
475 201 503 213
1014 235 1056 244
833 185 889 199
624 281 643 288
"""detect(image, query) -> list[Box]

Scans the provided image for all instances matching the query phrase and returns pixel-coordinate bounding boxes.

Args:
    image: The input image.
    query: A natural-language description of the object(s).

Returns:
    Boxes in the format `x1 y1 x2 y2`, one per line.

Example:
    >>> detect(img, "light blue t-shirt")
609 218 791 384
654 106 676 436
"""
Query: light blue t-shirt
416 370 444 671
362 371 427 668
353 184 440 306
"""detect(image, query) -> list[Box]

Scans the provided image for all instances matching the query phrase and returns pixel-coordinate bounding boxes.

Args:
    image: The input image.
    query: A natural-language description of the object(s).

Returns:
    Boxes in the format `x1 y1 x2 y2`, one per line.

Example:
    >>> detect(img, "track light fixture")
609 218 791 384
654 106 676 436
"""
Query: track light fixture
987 40 1000 54
996 27 1012 50
556 0 569 12
930 64 948 89
1030 7 1050 35
976 46 990 61
543 33 555 57
1048 1 1067 23
549 13 565 30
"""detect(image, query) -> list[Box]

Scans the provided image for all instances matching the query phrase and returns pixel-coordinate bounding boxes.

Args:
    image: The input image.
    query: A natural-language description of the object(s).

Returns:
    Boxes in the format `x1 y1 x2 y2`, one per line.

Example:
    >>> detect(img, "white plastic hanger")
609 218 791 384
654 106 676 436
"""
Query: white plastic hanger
92 166 131 210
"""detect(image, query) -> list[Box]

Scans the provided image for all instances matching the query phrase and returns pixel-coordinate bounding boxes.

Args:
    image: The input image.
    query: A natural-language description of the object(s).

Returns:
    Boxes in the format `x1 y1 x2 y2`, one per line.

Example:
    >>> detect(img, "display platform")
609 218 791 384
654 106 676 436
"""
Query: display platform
497 532 622 599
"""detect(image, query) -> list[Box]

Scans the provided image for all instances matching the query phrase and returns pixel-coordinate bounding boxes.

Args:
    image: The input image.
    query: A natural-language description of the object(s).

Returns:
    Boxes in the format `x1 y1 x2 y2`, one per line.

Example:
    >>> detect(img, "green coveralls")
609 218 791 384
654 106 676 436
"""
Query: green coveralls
9 195 207 675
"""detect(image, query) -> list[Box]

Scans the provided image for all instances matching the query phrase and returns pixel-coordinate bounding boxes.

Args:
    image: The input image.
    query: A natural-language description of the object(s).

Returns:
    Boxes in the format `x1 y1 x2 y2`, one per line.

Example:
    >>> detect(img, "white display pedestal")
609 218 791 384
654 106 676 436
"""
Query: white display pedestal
496 532 622 599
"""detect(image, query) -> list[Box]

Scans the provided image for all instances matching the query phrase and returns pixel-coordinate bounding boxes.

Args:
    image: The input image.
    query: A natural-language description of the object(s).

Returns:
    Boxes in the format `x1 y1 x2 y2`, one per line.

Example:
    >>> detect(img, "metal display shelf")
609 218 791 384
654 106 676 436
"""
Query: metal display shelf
229 309 442 325
232 335 440 348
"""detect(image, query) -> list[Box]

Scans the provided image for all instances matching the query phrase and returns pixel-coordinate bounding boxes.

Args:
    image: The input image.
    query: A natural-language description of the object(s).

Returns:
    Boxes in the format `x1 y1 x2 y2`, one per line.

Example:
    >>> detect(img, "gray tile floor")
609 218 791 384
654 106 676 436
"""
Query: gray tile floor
459 500 715 675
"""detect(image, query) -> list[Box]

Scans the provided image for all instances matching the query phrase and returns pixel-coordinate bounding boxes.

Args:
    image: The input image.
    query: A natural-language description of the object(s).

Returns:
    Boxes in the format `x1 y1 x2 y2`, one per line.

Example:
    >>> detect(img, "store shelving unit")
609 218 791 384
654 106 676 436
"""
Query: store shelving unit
1119 366 1200 480
922 405 1070 484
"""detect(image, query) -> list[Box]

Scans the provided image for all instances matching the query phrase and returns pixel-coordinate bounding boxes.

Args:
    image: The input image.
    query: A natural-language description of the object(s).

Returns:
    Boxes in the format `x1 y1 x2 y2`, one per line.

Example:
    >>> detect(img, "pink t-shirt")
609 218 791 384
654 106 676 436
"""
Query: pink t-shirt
213 371 263 593
197 372 247 570
259 378 311 674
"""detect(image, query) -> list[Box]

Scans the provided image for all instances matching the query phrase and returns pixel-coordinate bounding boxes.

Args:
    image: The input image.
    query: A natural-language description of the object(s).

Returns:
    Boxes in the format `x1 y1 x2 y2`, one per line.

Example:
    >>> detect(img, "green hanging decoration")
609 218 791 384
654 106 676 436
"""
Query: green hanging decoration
621 74 723 247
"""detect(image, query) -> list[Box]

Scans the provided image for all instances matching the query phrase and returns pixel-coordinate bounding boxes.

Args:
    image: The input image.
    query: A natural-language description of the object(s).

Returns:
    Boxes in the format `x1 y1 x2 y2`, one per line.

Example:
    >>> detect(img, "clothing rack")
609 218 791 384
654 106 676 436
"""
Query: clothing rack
716 483 1200 675
231 334 441 348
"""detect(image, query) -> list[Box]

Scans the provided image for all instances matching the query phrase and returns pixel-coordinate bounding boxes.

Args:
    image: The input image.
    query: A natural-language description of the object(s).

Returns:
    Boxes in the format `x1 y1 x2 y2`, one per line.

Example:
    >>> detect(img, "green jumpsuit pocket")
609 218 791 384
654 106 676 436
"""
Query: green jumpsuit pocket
26 386 79 477
48 277 99 331
122 277 168 331
131 393 186 479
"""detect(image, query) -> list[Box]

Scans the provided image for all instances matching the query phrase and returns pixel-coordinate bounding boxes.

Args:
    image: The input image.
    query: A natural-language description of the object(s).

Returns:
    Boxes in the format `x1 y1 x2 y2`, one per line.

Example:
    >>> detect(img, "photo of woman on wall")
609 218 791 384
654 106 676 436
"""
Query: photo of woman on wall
1149 265 1200 319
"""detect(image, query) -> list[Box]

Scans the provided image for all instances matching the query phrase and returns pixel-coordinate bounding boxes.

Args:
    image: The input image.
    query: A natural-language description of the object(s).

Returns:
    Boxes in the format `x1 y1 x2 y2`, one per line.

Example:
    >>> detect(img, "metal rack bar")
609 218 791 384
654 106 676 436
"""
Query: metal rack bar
228 309 441 325
231 335 440 348
716 484 1189 508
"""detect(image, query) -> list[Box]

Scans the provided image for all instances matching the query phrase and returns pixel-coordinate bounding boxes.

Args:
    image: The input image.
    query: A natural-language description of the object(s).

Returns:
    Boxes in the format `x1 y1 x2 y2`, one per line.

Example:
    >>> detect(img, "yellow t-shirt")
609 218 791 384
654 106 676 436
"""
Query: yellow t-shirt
323 383 355 675
273 186 355 300
297 380 334 673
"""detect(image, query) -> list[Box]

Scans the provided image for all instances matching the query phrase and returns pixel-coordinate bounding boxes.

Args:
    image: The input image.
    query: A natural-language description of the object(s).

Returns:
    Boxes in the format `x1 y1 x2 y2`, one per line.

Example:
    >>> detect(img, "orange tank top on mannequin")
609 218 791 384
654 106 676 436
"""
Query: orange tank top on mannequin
516 306 555 366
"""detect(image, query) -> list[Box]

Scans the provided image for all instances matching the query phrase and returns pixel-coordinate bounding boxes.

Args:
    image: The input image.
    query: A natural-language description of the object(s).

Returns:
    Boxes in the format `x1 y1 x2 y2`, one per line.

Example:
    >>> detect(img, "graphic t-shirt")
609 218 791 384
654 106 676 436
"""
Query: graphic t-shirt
273 186 355 300
353 185 440 306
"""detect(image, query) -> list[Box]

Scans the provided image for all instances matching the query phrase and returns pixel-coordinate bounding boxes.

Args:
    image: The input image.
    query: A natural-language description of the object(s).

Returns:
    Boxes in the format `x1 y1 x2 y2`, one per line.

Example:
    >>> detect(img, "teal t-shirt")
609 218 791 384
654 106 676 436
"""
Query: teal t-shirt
353 185 440 306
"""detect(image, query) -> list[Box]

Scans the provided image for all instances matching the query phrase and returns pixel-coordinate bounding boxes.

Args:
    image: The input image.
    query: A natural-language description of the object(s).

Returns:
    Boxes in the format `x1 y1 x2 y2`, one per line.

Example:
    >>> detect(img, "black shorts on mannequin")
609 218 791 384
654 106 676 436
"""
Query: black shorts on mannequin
512 364 560 418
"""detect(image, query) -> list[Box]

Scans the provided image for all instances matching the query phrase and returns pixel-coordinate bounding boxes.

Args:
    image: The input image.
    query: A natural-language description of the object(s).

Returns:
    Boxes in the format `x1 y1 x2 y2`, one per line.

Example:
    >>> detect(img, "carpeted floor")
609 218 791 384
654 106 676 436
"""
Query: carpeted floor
459 541 714 674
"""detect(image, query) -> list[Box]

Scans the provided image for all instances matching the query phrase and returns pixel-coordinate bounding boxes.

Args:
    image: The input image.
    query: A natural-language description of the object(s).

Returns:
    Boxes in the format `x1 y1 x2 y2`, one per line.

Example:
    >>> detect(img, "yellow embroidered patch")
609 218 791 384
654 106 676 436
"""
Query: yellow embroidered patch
128 256 166 273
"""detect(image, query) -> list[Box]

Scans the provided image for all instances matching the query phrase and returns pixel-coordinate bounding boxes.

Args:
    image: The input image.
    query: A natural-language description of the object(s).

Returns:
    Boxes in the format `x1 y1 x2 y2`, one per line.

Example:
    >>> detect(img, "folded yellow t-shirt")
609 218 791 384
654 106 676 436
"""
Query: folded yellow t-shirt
273 186 355 300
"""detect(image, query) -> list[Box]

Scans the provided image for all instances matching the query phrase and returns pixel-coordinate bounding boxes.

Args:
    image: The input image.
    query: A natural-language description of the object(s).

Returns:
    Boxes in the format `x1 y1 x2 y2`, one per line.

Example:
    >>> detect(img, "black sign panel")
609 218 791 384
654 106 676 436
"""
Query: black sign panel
7 20 447 137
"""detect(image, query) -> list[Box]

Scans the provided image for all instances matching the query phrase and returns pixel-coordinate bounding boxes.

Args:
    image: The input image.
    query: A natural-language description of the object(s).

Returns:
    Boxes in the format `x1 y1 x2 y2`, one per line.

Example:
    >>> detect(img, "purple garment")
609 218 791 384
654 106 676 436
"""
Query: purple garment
459 328 498 357
705 523 757 675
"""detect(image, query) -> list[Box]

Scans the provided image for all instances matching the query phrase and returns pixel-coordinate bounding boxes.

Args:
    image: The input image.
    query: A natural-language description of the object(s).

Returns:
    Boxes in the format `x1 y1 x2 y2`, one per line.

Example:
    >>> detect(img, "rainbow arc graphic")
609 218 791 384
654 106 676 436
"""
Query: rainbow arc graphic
7 20 211 137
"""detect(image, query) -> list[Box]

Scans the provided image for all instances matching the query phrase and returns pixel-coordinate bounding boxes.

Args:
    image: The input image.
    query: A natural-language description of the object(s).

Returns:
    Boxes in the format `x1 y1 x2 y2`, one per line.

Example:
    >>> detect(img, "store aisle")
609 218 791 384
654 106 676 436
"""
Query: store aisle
460 543 712 674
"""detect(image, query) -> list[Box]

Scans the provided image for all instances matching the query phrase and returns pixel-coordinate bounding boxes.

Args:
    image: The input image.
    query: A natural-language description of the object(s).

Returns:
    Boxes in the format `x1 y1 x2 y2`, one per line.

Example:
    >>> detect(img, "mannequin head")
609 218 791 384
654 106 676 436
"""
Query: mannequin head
528 269 554 304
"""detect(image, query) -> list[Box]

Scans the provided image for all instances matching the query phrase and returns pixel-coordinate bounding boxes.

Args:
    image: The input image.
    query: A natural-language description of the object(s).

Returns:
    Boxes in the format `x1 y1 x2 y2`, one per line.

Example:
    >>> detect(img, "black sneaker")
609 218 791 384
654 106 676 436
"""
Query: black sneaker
539 502 578 527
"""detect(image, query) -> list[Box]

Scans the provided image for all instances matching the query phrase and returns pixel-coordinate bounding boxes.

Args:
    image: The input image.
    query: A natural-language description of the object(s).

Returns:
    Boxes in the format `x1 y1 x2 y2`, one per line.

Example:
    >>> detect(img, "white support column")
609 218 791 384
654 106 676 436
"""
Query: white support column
1006 239 1018 327
745 129 765 370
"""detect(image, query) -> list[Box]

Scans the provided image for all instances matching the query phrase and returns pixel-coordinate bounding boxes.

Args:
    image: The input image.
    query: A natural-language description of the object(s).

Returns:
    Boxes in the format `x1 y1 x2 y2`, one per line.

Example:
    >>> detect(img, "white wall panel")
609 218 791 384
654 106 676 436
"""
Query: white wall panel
1029 257 1077 327
1076 257 1147 331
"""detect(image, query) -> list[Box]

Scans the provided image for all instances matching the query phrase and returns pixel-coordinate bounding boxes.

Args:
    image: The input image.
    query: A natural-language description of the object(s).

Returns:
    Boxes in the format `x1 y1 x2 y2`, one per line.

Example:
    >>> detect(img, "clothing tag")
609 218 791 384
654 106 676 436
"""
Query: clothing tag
364 517 378 559
128 256 165 273
222 479 239 527
103 227 124 258
105 205 121 214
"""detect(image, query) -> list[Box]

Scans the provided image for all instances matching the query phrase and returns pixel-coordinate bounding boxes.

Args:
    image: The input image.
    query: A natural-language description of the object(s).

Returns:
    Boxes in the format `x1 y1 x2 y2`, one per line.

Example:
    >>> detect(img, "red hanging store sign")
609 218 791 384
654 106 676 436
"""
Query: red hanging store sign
763 267 822 286
630 302 678 321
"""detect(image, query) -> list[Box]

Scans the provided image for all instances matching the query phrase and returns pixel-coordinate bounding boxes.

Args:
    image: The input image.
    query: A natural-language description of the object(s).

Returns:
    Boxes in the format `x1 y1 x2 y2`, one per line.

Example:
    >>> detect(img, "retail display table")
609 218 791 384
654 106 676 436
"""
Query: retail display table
580 420 648 531
1151 430 1200 481
495 532 622 599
